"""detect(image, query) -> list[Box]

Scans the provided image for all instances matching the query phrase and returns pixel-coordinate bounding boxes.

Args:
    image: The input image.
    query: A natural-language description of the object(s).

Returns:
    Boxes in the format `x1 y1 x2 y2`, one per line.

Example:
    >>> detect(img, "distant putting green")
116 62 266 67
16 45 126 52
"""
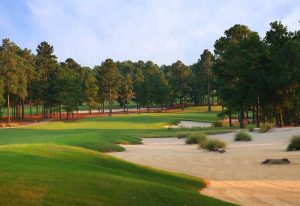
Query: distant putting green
0 106 235 205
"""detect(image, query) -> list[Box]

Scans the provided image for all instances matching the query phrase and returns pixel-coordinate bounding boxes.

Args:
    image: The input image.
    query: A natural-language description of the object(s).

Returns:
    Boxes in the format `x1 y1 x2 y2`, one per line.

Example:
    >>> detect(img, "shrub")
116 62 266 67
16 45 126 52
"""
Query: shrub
213 120 229 128
6 123 19 127
235 131 252 141
0 123 5 128
177 133 189 139
259 123 273 133
202 139 227 151
248 125 255 132
185 133 207 145
287 135 300 151
231 121 240 128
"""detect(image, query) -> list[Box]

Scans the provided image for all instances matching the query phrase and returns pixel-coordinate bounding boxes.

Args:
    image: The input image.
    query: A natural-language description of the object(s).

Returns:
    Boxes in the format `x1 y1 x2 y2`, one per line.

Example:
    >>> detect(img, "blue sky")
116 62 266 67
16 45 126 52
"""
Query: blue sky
0 0 299 67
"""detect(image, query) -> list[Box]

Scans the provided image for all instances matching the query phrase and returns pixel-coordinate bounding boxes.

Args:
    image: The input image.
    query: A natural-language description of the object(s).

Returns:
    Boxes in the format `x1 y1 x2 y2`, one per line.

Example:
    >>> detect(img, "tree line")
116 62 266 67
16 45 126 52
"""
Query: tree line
0 21 299 128
0 40 213 122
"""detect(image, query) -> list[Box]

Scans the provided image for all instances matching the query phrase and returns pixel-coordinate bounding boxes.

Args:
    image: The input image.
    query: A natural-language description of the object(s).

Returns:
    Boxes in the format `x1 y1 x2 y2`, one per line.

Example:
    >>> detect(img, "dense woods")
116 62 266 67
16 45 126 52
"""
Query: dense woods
1 21 300 127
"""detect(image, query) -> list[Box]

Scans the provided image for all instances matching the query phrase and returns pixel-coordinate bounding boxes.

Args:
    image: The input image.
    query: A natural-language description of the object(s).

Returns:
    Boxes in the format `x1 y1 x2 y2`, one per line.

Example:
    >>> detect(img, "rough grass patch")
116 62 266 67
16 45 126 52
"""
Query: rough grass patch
248 125 255 132
177 133 190 139
213 120 229 128
259 123 273 133
8 123 19 127
185 133 207 145
235 131 252 141
202 139 227 151
287 135 300 151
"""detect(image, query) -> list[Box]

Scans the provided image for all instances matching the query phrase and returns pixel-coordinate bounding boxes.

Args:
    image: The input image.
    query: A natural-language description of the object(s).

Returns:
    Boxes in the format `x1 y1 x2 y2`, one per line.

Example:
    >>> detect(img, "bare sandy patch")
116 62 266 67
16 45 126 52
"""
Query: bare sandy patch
109 127 300 206
165 120 212 128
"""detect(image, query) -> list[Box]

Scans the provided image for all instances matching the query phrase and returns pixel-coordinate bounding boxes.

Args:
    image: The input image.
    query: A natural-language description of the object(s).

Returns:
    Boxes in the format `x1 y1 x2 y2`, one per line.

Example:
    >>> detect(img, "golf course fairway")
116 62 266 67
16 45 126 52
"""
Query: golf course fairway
0 107 235 206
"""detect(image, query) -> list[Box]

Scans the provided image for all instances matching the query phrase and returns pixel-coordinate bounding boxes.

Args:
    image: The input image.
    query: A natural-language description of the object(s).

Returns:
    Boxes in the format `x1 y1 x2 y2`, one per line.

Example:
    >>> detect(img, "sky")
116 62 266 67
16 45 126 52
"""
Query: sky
0 0 299 67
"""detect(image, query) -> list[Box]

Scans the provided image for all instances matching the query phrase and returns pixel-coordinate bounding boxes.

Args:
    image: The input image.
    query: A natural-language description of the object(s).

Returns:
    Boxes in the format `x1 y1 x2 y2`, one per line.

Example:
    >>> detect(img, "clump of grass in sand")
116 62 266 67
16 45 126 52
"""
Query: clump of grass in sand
177 133 190 139
185 132 207 144
235 131 252 141
287 135 300 151
259 123 273 133
202 139 227 151
247 125 255 132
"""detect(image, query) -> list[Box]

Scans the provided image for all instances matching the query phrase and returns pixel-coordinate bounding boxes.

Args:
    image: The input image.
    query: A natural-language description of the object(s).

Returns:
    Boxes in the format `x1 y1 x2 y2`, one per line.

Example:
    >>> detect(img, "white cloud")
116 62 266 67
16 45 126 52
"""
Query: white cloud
24 0 300 67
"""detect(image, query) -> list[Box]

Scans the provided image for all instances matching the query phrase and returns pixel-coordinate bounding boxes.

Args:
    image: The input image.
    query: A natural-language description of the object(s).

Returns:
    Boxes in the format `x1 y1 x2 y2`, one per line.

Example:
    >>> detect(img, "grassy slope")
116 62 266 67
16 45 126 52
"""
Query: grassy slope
0 106 235 205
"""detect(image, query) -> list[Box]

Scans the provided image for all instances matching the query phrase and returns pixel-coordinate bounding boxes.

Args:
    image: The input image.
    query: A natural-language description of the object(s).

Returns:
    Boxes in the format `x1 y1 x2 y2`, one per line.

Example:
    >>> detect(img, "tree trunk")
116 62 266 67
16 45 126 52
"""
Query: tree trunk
109 89 112 116
256 97 260 128
43 103 45 118
275 112 280 127
279 109 284 127
207 77 211 112
21 100 25 119
228 109 232 127
36 103 39 115
252 108 255 124
239 105 244 128
181 97 184 111
59 104 62 120
16 100 19 119
7 93 10 123
245 108 249 125
29 98 32 118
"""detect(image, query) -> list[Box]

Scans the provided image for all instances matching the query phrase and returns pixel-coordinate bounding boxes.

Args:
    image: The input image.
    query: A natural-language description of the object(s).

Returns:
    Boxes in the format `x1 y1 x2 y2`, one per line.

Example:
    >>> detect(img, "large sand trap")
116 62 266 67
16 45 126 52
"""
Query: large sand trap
110 127 300 206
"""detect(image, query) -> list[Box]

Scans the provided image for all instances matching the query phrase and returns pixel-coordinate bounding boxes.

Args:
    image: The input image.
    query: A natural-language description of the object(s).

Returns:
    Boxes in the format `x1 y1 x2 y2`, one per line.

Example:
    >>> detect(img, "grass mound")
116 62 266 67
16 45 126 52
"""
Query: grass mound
235 131 252 141
287 135 300 151
0 144 233 206
185 133 207 144
202 139 227 151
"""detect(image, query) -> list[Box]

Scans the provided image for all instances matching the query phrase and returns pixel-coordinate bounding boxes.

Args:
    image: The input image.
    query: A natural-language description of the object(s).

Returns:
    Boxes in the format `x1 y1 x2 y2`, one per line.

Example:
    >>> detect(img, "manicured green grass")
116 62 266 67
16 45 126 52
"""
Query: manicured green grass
0 106 235 205
0 106 226 152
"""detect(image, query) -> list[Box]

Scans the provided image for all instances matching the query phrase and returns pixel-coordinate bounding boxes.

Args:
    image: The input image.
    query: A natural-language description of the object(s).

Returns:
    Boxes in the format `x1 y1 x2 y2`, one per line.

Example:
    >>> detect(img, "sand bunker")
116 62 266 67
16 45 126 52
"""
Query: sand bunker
165 120 212 128
110 127 300 206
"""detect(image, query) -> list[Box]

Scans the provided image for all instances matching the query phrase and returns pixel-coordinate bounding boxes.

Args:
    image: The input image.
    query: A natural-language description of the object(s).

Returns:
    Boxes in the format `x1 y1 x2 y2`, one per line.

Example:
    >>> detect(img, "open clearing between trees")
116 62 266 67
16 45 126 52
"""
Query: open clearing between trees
110 127 300 206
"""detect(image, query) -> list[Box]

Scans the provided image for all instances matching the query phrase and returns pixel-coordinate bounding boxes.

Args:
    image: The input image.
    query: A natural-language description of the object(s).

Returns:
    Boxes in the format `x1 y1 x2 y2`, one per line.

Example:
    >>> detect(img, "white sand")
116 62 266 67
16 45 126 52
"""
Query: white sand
110 127 300 206
165 120 212 128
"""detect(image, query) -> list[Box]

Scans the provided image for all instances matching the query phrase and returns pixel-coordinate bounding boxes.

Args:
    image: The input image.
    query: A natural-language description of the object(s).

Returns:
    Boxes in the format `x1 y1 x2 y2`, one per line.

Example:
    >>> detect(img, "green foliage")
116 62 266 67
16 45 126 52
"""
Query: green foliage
168 60 192 109
94 59 121 115
287 135 300 151
83 67 99 112
185 132 207 145
202 139 227 151
248 125 255 132
235 131 252 141
117 74 133 111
